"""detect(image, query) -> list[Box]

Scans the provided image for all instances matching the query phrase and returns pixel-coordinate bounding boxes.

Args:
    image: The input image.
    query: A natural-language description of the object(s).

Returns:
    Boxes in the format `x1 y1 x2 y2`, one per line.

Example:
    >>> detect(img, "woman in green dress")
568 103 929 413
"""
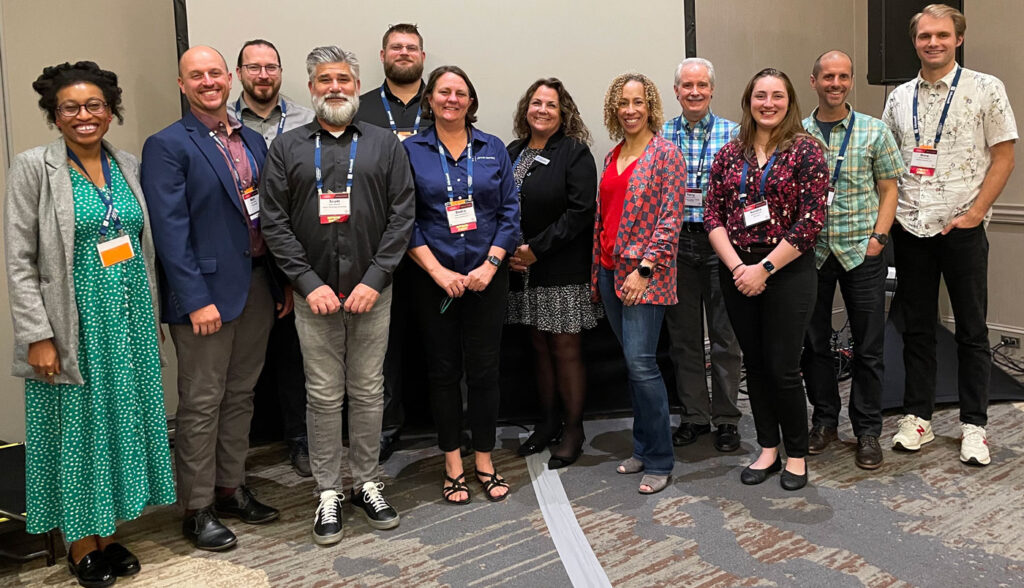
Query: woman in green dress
4 61 175 588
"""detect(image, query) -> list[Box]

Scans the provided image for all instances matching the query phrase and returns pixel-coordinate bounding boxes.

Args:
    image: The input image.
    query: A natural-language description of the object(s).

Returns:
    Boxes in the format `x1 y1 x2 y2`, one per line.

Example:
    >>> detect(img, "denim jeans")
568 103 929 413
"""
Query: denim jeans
598 267 674 475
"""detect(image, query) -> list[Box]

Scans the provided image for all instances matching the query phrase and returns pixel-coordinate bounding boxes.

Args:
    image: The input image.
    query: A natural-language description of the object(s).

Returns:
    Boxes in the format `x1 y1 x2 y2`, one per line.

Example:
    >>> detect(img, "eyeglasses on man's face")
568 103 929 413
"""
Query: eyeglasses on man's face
241 64 281 75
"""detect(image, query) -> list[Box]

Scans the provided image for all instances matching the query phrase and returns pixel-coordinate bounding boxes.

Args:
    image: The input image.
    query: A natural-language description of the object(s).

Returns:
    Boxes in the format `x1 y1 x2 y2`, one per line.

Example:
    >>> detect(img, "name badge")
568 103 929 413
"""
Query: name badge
684 188 704 208
827 189 836 206
319 191 350 224
743 200 771 227
396 130 417 142
910 146 938 176
534 155 550 166
97 234 135 267
242 186 260 223
446 198 477 233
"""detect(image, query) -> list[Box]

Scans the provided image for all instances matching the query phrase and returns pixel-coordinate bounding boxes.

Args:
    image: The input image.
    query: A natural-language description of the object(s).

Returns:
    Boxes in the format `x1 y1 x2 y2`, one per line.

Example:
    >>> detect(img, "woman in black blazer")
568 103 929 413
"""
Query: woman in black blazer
507 78 600 468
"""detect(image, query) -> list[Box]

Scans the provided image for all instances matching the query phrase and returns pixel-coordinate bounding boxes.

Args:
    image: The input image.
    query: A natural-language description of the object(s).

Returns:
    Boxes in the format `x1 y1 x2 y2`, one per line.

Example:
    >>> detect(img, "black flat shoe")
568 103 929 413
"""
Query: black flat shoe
548 435 586 470
780 466 808 491
740 455 782 485
67 550 115 588
214 485 279 524
102 542 140 577
183 506 237 551
517 425 562 457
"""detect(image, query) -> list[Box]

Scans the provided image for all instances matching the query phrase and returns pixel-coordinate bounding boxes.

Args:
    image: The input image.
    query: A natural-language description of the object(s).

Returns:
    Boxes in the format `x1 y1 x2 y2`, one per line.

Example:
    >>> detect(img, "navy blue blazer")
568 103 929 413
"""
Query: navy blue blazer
141 110 270 325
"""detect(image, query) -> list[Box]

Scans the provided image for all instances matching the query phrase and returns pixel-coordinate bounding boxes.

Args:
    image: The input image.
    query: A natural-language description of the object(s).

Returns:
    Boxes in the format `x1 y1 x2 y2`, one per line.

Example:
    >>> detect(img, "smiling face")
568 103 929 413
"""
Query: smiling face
675 62 713 123
526 85 561 139
750 75 789 131
810 52 852 111
54 82 112 151
309 62 361 128
617 80 649 138
178 46 232 116
914 14 962 74
428 72 472 126
381 32 425 85
237 44 282 106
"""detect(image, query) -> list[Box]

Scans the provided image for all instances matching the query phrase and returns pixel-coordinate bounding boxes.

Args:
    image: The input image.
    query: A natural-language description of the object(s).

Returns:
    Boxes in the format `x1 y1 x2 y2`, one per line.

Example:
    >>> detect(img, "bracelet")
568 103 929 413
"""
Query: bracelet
730 262 743 275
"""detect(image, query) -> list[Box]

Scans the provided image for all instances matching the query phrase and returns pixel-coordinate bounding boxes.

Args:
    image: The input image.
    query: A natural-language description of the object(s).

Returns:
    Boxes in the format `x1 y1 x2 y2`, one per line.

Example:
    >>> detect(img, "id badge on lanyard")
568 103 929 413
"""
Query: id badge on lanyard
242 186 260 224
446 198 477 233
97 233 135 267
910 147 938 176
684 188 704 208
742 199 771 227
319 190 351 223
739 154 776 227
910 67 960 177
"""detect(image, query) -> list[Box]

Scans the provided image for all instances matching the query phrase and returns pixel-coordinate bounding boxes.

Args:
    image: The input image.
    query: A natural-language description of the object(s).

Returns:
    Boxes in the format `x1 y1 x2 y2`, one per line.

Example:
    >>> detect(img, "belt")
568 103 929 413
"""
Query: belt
682 222 706 233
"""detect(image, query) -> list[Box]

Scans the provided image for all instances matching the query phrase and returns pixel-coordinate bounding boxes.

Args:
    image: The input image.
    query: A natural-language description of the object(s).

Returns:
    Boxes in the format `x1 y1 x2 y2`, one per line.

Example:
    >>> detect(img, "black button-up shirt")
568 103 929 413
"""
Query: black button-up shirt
259 119 416 297
354 81 432 135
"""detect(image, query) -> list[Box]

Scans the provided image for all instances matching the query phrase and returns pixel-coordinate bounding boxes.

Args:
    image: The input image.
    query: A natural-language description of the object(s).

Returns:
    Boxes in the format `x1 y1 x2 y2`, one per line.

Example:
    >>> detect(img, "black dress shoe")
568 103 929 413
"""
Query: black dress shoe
713 424 741 452
807 425 838 454
855 435 884 470
780 465 809 491
214 485 280 524
379 434 400 464
290 438 312 477
740 455 782 485
548 434 586 470
183 507 237 551
672 422 711 447
102 542 140 577
67 550 115 588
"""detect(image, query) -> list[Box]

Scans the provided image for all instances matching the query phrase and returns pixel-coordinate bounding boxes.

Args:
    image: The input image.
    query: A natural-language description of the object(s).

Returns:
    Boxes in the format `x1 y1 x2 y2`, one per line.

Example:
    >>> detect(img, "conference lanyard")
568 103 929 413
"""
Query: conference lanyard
66 147 120 237
739 152 778 204
437 137 473 201
829 111 856 196
314 131 358 194
913 66 961 147
209 131 259 194
380 86 421 135
674 114 715 191
235 97 288 137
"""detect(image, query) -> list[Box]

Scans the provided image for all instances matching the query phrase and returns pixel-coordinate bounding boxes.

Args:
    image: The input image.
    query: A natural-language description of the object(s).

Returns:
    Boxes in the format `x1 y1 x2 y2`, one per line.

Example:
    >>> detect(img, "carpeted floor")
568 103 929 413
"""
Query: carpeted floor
4 390 1024 587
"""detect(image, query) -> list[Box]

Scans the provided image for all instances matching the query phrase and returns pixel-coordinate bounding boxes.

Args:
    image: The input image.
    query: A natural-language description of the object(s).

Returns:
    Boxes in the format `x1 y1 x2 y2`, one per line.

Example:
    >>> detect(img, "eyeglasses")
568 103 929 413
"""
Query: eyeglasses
386 44 421 53
241 64 281 75
57 99 108 118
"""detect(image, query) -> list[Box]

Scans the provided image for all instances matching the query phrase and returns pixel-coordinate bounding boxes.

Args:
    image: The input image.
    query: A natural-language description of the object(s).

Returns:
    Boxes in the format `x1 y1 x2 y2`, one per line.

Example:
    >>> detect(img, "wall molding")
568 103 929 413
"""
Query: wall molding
941 315 1024 336
991 203 1024 225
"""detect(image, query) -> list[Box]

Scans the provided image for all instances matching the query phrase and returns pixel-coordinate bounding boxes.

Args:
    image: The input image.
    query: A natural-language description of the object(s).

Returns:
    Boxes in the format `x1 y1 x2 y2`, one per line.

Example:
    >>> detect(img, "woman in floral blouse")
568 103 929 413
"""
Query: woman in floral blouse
592 73 685 495
705 68 828 491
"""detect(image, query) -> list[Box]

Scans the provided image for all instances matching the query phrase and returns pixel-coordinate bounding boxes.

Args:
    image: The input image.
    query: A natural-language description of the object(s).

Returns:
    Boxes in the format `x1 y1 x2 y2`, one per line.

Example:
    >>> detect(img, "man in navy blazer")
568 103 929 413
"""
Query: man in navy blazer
142 45 286 552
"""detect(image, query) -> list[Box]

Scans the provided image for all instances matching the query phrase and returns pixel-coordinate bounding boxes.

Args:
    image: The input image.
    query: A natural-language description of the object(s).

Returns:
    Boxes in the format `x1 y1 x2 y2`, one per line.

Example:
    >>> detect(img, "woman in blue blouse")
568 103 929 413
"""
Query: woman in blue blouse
403 66 520 504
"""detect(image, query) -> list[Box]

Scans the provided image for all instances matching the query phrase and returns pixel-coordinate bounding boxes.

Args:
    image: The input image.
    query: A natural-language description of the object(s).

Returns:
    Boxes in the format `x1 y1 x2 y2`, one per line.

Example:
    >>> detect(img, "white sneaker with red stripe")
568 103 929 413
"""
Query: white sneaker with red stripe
892 414 934 451
959 423 991 466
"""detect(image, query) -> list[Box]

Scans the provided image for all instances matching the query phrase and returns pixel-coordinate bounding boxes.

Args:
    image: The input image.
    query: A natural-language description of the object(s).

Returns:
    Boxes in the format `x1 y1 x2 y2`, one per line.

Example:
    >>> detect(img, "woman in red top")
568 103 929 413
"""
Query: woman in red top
592 73 685 494
704 68 828 491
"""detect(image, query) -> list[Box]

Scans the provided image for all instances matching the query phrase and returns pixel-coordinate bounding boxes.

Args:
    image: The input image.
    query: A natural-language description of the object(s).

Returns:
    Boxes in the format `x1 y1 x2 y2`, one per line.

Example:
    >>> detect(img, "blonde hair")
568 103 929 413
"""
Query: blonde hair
910 4 966 39
602 73 664 141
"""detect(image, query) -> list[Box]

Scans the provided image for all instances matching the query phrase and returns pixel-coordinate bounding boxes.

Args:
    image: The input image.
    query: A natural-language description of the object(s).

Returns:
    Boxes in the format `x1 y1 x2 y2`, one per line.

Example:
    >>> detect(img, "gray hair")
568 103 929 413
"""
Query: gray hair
674 57 716 88
306 46 360 82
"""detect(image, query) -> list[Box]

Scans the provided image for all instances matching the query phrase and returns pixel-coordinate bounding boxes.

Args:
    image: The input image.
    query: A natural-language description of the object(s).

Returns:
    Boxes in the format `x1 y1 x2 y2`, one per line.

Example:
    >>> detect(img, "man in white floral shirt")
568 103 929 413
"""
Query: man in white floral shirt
882 3 1017 466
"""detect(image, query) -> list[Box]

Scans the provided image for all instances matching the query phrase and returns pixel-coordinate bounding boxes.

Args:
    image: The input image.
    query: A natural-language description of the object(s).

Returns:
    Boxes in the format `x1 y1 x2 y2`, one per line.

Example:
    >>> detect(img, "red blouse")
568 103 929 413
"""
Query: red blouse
598 144 637 270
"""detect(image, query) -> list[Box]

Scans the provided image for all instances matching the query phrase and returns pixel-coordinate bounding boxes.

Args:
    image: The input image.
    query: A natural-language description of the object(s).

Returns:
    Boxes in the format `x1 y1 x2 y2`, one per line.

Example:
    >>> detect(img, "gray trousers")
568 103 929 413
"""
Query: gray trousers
293 286 391 494
664 230 742 426
170 268 274 510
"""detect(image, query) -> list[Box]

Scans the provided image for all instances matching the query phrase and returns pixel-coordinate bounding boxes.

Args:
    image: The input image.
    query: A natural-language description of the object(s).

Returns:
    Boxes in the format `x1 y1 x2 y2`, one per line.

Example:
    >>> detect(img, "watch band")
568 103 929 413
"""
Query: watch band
487 255 502 267
870 232 889 246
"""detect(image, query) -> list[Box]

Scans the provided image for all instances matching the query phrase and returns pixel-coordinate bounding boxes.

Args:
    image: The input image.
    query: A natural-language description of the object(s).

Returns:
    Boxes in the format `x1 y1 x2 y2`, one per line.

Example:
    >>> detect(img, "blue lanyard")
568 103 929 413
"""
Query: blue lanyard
314 131 358 194
913 66 961 147
235 97 288 137
739 152 778 204
437 135 473 201
66 147 121 237
209 131 259 194
674 114 714 191
380 86 421 135
829 111 856 190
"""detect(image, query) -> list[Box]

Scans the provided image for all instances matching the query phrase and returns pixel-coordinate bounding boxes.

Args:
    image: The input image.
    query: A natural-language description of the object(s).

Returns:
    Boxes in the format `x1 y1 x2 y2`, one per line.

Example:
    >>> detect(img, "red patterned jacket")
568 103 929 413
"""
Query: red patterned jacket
591 135 686 305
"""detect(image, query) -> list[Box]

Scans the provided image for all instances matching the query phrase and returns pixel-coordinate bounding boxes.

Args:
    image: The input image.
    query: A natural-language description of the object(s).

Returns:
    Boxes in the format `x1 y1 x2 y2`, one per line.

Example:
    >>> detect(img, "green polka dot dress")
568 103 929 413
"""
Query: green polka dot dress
24 157 176 542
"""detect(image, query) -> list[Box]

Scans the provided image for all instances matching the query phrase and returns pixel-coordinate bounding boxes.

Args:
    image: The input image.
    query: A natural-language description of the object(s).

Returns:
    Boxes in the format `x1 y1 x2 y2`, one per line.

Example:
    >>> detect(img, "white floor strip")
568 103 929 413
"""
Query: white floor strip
523 436 613 588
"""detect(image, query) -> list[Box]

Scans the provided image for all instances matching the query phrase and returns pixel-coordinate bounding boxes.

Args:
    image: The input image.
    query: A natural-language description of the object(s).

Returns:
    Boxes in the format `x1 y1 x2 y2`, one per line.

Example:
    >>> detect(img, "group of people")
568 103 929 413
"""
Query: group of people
4 5 1017 587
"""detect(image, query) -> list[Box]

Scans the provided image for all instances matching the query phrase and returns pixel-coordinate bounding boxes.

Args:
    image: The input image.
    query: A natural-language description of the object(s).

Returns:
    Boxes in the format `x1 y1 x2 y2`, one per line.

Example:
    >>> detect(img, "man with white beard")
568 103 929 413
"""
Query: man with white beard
259 46 416 545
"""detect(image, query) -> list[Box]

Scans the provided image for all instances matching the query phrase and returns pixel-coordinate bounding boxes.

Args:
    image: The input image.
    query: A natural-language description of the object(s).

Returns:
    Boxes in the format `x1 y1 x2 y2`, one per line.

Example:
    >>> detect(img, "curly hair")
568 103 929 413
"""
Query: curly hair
421 65 478 124
512 78 592 146
32 61 123 126
602 73 663 141
736 68 811 157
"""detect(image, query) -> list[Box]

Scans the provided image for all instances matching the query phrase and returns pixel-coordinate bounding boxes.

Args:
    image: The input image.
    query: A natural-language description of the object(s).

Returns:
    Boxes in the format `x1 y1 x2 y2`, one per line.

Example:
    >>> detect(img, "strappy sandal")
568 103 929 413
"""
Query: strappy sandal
475 470 510 502
442 472 471 505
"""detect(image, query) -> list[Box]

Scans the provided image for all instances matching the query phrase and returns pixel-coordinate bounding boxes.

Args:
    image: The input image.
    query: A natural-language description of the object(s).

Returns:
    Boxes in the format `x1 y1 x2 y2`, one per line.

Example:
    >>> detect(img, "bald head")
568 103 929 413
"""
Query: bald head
812 50 853 78
177 45 232 117
179 45 228 77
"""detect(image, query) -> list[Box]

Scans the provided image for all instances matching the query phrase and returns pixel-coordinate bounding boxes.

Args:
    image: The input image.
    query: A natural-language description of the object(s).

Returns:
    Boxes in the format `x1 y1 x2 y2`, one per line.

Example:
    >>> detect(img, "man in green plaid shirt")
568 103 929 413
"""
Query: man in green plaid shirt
799 50 905 470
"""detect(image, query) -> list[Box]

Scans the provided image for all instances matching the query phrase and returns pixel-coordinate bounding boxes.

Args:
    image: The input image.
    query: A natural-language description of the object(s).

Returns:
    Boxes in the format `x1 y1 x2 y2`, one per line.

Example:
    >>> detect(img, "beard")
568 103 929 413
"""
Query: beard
384 59 424 85
313 91 360 127
241 77 281 106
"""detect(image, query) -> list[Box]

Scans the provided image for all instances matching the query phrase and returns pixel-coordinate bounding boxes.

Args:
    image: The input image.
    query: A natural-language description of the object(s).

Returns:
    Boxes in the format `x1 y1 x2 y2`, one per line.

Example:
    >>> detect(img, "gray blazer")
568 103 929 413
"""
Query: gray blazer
4 137 162 385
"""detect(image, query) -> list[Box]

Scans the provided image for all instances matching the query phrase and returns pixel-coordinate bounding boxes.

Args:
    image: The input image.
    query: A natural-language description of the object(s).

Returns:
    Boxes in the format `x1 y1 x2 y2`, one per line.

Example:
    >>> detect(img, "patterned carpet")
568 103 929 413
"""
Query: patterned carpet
4 391 1024 587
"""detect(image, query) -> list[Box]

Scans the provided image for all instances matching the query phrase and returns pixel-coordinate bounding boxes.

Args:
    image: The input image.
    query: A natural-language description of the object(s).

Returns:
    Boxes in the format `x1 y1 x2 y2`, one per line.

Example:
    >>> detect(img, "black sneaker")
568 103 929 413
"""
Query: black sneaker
290 439 312 477
312 490 344 545
351 482 400 530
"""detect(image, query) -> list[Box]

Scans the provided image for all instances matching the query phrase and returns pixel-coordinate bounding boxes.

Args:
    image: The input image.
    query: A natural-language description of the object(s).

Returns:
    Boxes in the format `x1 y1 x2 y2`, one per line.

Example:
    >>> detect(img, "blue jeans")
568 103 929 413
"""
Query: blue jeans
598 267 674 475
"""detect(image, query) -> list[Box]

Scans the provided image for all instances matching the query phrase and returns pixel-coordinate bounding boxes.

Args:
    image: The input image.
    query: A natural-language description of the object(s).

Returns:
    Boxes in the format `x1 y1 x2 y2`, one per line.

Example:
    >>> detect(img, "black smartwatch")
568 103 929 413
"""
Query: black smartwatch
637 265 653 278
870 232 889 246
487 255 502 267
761 259 776 275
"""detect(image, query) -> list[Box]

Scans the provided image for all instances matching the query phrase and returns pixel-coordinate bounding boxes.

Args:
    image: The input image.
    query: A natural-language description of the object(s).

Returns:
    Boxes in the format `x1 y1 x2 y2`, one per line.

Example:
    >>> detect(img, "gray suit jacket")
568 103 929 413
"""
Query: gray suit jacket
4 137 162 385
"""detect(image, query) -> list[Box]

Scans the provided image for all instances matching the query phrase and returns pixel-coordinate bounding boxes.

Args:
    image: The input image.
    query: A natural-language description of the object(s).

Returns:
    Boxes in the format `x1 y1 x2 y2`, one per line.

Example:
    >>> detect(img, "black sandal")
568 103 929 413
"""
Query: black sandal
475 470 509 502
442 472 471 505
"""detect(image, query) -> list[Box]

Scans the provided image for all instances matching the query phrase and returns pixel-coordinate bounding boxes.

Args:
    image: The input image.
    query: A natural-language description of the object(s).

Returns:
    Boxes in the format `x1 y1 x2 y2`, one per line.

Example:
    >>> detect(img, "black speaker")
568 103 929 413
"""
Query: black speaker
867 0 964 86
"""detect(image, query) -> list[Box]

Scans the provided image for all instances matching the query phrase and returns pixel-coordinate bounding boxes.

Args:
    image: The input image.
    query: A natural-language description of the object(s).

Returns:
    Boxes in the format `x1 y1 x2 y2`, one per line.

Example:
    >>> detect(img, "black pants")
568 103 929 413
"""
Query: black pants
891 223 990 425
410 264 508 453
381 260 411 441
721 251 816 458
801 252 886 437
253 311 307 442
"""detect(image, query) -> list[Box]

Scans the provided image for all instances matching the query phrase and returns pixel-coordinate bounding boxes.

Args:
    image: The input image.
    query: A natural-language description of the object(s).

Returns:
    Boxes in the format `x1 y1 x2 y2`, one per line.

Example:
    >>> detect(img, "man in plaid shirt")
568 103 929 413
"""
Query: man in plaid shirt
799 50 905 470
661 58 743 453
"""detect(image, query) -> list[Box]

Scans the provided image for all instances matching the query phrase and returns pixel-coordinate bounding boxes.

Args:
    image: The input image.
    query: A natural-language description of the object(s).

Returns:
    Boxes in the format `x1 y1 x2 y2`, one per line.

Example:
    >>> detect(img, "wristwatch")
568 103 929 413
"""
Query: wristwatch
761 259 776 275
487 255 502 267
870 232 889 246
637 265 653 278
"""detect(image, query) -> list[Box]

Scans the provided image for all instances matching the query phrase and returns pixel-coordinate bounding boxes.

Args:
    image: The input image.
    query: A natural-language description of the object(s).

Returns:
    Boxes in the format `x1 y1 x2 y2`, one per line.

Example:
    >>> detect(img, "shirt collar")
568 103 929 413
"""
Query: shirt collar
917 63 960 89
380 80 426 105
809 103 854 129
408 124 485 149
192 107 242 134
236 94 285 118
682 110 715 134
305 118 364 139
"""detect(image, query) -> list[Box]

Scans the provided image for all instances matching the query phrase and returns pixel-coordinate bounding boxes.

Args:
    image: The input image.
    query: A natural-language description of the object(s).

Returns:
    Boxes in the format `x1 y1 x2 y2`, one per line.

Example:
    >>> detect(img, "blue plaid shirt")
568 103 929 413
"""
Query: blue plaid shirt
661 111 738 223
